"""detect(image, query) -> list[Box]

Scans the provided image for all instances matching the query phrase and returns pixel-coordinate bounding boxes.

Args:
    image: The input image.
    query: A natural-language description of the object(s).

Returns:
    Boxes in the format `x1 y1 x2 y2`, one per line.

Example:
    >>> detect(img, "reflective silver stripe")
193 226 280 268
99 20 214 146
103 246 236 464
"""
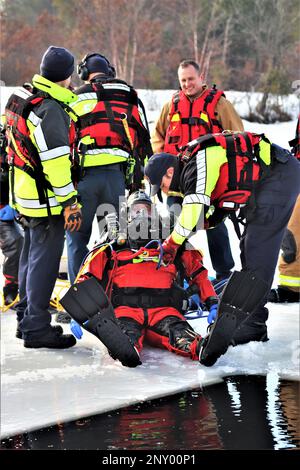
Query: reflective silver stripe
138 104 147 129
195 149 207 194
187 138 200 148
14 87 31 100
40 146 70 161
15 196 59 209
34 125 48 152
102 83 131 92
52 182 75 197
85 148 129 158
174 222 191 238
222 202 235 208
28 111 41 127
183 194 210 206
74 92 97 103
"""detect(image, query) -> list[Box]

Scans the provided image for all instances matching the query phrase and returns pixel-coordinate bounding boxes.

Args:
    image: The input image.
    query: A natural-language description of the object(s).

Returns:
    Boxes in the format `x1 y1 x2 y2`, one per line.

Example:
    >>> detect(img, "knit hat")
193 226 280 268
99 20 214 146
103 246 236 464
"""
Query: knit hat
85 54 111 75
40 46 75 82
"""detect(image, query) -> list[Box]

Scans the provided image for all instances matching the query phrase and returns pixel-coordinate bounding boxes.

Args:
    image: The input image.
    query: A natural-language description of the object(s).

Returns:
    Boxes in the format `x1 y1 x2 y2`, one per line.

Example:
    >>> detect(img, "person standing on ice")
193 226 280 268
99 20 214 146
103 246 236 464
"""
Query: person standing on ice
151 60 244 284
268 116 300 303
66 52 152 288
0 121 23 307
144 131 300 366
5 46 82 348
60 191 218 367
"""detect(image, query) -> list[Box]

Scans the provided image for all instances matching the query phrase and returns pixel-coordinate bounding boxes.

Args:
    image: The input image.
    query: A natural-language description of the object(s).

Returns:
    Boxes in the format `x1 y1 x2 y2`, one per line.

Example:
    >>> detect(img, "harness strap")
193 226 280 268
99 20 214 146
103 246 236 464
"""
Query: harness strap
93 86 138 105
173 91 180 113
188 265 206 280
112 286 179 309
77 111 133 129
224 135 238 191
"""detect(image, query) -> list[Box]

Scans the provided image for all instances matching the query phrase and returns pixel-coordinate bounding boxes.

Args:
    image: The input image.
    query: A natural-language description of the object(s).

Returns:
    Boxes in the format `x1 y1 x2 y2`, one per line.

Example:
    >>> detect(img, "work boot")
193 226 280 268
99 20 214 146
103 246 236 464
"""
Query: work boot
230 320 268 346
55 310 72 324
268 286 300 303
16 324 63 340
24 328 76 349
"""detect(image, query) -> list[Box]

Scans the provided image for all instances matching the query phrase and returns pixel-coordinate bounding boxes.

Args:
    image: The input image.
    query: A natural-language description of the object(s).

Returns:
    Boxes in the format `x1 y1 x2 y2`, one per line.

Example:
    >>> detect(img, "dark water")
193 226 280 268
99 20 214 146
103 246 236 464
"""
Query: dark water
1 375 299 450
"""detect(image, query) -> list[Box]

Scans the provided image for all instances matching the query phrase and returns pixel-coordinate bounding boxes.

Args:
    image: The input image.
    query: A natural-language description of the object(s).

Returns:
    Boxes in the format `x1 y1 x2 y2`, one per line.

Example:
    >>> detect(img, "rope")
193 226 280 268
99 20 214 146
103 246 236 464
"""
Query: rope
8 128 33 168
73 243 111 284
0 293 19 312
50 279 70 311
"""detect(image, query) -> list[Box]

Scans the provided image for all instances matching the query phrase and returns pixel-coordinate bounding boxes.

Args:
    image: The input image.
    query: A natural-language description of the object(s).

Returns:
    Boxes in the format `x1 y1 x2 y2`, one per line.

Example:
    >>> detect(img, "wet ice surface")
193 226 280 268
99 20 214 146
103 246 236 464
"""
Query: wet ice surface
1 303 299 439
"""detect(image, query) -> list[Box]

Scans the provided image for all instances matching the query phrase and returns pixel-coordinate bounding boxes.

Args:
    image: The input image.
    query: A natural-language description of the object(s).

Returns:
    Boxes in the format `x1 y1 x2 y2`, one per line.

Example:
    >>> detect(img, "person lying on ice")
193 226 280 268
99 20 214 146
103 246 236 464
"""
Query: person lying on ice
60 190 218 367
144 131 300 367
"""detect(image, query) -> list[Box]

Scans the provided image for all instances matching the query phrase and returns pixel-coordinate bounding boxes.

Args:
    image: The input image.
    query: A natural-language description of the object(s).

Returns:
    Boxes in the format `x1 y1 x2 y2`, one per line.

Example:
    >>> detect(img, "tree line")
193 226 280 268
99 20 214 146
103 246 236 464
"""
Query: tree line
1 0 299 96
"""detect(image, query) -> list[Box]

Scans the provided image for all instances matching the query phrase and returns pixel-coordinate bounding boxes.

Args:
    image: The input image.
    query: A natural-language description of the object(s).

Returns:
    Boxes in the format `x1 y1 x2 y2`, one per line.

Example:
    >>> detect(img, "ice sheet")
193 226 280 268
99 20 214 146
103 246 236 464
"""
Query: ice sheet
1 303 299 439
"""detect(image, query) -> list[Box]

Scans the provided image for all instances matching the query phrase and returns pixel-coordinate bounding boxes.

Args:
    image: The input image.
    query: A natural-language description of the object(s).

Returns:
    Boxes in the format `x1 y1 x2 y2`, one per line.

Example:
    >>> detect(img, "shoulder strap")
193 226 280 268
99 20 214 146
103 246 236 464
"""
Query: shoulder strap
172 90 181 113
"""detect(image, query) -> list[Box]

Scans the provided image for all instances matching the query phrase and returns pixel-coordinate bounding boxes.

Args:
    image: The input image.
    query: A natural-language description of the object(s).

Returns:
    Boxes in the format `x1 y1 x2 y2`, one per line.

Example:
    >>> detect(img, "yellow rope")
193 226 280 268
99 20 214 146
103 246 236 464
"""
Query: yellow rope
73 244 110 284
0 293 19 312
8 128 34 168
1 246 110 313
51 279 70 311
121 114 134 150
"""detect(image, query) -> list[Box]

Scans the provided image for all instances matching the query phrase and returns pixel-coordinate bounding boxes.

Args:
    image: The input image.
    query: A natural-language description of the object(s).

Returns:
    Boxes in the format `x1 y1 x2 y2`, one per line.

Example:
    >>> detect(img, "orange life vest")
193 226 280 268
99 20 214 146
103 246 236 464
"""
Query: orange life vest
164 87 224 155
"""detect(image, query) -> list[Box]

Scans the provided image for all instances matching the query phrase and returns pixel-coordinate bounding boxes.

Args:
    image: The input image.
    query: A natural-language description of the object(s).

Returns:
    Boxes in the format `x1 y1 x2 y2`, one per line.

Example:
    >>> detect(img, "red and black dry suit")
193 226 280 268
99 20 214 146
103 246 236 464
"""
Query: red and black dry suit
81 245 217 360
0 124 23 304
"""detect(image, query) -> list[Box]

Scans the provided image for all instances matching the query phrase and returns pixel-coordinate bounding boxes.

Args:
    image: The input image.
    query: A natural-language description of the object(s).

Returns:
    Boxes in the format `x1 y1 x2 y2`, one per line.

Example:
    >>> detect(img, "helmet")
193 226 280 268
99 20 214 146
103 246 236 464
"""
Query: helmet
127 190 152 222
127 190 152 207
126 191 158 249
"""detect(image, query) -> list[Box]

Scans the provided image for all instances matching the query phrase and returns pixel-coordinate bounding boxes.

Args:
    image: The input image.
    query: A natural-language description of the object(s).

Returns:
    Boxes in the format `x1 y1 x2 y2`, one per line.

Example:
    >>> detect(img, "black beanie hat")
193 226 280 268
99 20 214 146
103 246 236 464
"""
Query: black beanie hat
85 55 110 75
40 46 75 83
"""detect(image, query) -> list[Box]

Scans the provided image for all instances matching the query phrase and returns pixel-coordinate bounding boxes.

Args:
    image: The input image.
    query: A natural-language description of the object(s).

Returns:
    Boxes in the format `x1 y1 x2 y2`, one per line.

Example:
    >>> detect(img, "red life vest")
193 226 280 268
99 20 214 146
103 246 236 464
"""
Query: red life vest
5 87 53 204
88 248 176 289
87 247 181 309
5 87 44 173
289 115 300 159
164 87 225 155
180 131 271 212
0 124 9 207
75 79 149 156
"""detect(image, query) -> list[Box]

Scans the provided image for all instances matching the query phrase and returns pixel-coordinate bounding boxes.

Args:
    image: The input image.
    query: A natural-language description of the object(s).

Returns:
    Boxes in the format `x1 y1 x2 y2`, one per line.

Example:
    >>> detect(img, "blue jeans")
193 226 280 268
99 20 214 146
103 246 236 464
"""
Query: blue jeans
167 195 234 277
67 165 125 283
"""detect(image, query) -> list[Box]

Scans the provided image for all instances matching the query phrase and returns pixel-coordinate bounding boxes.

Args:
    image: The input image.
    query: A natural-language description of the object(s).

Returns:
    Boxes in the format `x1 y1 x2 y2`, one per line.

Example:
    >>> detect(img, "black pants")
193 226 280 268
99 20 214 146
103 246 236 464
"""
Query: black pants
18 216 65 338
0 220 23 289
66 164 125 283
241 153 300 322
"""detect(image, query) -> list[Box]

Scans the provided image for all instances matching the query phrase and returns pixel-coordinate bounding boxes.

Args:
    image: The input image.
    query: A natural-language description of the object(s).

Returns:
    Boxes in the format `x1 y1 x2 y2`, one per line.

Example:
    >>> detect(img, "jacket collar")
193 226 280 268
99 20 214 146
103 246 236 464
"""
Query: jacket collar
32 74 78 105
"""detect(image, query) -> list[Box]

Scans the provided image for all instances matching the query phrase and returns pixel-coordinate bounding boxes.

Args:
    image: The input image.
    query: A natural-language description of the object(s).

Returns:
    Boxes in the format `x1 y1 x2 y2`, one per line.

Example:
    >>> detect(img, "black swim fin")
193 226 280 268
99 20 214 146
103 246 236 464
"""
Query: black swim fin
199 271 269 367
60 277 141 368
